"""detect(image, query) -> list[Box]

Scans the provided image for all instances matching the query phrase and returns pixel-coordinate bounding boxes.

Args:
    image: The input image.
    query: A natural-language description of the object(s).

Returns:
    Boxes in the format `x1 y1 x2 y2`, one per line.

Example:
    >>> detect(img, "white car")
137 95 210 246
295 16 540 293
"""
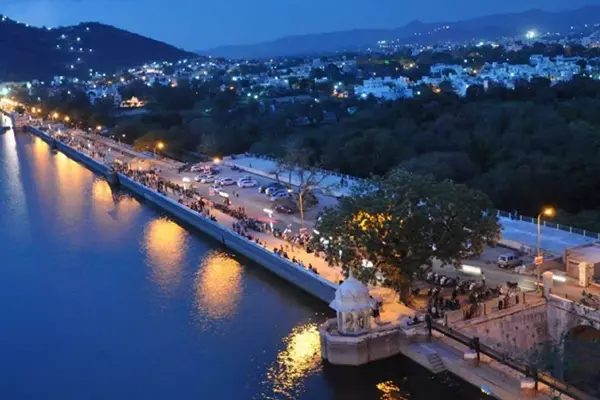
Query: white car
218 178 236 186
237 178 257 188
200 175 216 183
270 191 291 201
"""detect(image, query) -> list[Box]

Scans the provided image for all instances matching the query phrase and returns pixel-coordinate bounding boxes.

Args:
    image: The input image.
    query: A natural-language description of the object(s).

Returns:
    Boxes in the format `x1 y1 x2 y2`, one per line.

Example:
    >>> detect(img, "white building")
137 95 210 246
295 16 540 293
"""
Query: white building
354 77 413 100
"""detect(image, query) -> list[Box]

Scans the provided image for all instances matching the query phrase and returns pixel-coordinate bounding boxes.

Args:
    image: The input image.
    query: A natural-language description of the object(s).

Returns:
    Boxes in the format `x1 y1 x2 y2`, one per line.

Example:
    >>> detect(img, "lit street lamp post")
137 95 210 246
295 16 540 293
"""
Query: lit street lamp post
536 206 556 290
154 141 165 157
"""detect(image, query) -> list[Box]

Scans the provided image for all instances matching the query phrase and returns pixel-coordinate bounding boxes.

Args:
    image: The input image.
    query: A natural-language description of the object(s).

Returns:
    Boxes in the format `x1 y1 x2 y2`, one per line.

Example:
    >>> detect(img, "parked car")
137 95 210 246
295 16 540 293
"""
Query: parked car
194 174 205 182
218 177 236 186
498 253 521 269
270 191 291 201
259 182 284 194
275 204 295 214
266 185 287 196
237 178 258 188
200 175 216 183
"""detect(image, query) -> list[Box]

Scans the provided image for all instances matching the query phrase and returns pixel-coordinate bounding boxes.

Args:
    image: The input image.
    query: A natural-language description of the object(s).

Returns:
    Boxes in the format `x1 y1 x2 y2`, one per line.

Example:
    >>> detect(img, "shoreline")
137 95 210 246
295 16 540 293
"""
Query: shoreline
23 125 551 399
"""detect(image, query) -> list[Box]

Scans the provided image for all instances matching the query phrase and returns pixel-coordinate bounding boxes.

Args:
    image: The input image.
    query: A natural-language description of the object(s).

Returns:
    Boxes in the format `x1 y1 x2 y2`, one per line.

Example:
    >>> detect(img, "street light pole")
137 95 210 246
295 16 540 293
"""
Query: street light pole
537 212 542 290
536 207 555 291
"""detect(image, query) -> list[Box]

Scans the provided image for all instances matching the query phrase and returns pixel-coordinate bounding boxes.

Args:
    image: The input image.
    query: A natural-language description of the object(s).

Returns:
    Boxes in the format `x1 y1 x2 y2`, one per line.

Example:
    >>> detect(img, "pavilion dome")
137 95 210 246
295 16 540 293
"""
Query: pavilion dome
329 275 371 312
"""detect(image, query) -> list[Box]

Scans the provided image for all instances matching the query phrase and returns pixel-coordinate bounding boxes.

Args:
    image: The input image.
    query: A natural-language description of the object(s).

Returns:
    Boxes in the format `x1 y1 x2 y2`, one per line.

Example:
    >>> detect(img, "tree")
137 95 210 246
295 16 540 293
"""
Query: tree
275 143 327 227
132 129 166 152
312 168 500 302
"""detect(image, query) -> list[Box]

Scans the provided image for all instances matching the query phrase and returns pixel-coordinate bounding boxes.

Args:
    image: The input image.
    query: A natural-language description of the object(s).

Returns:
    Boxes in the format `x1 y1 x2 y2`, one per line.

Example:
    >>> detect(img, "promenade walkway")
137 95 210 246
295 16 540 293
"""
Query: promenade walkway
228 155 600 255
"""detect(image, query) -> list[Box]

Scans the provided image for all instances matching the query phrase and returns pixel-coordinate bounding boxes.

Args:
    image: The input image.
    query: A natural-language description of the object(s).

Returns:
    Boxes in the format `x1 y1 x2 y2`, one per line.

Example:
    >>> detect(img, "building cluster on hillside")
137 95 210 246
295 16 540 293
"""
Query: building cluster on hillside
8 26 600 113
352 54 585 100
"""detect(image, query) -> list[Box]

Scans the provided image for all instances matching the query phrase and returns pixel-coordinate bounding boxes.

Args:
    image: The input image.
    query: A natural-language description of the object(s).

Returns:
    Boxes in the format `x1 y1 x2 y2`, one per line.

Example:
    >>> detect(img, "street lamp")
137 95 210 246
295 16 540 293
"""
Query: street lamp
154 141 165 157
64 116 70 123
537 206 556 289
52 112 59 120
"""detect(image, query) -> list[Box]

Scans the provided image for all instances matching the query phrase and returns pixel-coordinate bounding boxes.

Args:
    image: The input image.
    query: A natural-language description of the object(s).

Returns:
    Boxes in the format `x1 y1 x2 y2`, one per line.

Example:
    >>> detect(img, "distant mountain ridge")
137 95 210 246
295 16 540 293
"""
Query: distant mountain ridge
204 5 600 59
0 17 195 82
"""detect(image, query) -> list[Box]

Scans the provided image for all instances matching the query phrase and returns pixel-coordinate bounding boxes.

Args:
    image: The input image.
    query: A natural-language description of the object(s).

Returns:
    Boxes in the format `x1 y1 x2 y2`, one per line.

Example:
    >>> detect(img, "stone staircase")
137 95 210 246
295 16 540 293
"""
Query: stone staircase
426 353 446 374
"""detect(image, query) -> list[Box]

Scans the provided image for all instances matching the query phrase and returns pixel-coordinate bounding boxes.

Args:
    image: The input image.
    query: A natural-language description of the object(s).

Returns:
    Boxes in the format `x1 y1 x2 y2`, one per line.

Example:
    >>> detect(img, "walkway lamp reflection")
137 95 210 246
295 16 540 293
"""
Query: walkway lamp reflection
264 208 274 231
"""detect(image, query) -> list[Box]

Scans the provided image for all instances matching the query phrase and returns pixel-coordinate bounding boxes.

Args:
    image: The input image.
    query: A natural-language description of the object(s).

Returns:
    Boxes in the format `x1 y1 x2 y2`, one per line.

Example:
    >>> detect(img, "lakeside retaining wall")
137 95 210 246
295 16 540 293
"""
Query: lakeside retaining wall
25 125 336 303
27 126 109 175
118 174 337 303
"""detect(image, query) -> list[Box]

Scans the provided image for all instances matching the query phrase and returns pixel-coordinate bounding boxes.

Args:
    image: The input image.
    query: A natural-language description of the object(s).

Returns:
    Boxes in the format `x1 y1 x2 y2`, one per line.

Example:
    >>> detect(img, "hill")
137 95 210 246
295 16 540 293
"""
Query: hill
204 5 600 59
0 17 195 82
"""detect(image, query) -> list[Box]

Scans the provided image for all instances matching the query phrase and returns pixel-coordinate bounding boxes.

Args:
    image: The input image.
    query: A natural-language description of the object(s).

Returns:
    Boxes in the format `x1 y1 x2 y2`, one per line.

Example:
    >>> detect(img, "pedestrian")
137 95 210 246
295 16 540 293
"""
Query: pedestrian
481 272 486 286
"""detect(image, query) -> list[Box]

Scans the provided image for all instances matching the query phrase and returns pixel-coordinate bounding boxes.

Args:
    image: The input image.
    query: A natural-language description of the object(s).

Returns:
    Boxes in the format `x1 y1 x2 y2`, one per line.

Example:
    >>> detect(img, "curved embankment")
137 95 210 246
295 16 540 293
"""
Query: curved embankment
26 125 337 303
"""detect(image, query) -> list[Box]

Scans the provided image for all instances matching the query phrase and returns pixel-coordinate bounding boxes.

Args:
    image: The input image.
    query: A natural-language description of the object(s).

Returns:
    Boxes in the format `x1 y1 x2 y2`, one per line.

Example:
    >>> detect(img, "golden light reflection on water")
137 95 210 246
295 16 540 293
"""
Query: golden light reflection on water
31 137 53 195
264 323 322 399
376 381 407 400
91 179 140 235
144 218 186 294
92 178 114 205
54 150 86 222
194 250 242 320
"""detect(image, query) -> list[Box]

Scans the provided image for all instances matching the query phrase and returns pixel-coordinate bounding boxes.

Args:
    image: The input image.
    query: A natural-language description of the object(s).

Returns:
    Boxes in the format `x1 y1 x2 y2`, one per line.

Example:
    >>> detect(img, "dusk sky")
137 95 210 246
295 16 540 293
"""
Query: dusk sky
1 0 600 50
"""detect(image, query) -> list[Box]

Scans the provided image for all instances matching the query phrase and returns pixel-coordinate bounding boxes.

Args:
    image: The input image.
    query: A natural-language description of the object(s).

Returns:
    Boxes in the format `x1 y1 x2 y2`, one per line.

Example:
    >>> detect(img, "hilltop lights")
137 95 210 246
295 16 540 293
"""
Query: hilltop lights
526 30 537 39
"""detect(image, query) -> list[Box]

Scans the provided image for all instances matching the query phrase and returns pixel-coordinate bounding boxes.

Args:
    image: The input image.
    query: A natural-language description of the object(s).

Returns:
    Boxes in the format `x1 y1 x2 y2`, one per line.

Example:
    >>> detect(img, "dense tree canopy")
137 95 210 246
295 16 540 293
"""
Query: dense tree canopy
312 168 500 301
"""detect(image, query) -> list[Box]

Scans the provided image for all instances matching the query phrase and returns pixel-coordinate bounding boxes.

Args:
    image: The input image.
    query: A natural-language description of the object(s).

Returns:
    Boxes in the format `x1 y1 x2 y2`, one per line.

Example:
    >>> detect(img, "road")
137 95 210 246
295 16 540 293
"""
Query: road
499 217 598 254
43 123 335 234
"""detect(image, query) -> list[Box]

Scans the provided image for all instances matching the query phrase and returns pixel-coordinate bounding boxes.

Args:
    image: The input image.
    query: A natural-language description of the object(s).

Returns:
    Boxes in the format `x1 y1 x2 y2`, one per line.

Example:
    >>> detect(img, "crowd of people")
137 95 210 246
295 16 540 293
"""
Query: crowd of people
113 161 328 276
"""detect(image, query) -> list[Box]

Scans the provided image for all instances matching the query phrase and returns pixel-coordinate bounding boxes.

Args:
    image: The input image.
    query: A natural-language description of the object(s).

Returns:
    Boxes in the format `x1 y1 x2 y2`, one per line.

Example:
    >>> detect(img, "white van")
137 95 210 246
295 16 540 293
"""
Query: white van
498 253 521 269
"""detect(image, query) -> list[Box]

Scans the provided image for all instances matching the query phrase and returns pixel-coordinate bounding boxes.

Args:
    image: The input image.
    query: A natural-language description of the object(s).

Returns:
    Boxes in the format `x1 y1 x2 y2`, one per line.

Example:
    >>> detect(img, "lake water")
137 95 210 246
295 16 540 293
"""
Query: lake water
0 129 485 399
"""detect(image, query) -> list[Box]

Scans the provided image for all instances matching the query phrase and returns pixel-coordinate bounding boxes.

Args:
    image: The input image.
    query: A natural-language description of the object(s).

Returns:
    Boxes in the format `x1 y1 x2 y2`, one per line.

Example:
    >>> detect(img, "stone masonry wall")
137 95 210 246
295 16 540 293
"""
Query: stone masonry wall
455 302 549 362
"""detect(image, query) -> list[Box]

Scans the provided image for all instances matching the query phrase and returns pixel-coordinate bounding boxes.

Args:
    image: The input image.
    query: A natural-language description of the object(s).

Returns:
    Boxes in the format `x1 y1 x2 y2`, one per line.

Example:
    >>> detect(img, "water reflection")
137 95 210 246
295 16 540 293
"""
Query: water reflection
0 129 30 243
54 150 86 223
143 218 186 295
91 179 140 237
376 381 407 400
31 136 53 197
263 323 322 399
194 250 242 320
92 178 115 205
